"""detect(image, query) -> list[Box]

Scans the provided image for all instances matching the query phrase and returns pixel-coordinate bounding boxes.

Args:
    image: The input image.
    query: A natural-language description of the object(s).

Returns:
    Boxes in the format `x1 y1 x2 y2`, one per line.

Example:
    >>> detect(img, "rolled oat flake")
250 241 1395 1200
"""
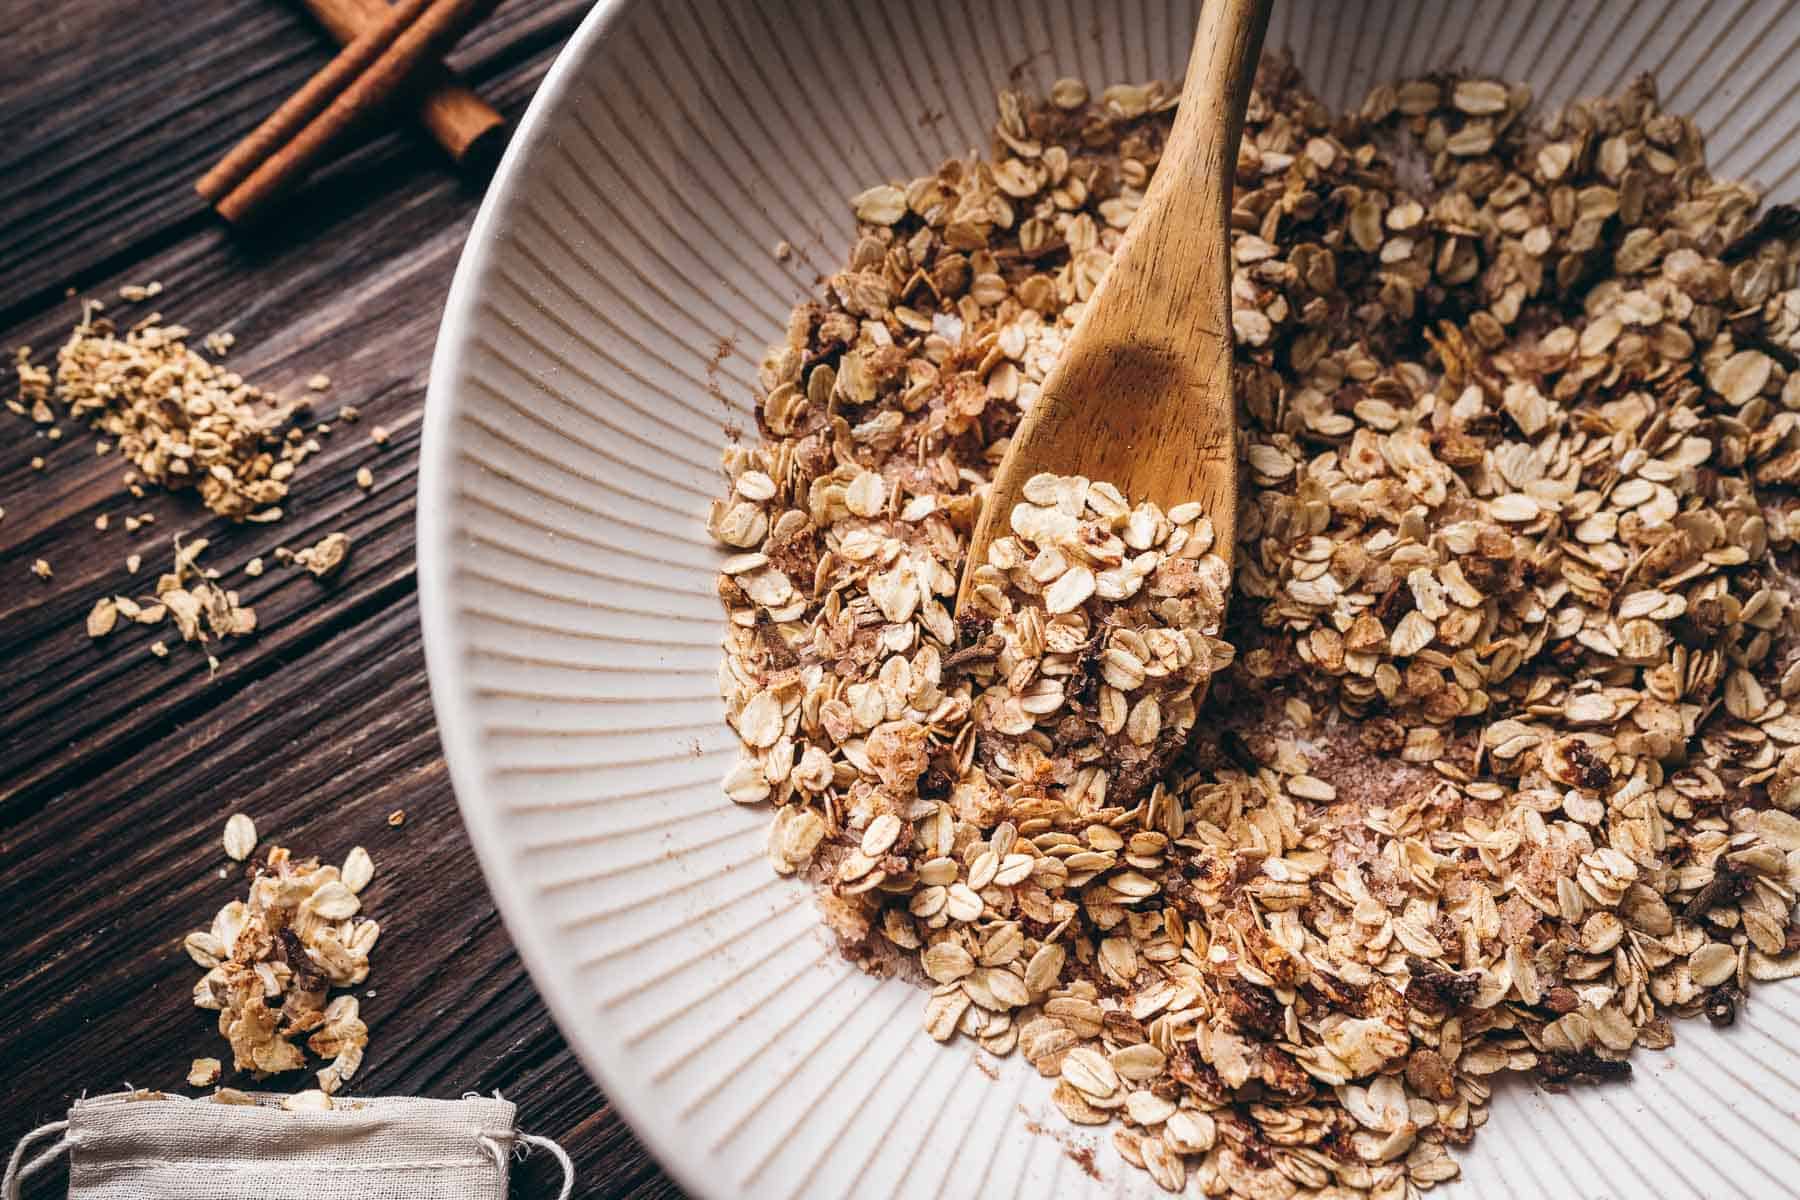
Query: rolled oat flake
3 1091 572 1200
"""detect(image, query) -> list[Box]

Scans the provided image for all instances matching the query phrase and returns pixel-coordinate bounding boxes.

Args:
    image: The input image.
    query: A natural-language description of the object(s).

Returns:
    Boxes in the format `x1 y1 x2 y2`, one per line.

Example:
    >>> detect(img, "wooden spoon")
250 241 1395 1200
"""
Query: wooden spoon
956 0 1270 613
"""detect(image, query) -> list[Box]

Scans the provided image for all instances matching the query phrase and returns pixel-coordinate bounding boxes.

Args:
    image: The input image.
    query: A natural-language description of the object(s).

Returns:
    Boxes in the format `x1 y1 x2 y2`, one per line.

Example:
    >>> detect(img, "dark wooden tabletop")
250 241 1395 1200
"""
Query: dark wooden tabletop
0 2 681 1196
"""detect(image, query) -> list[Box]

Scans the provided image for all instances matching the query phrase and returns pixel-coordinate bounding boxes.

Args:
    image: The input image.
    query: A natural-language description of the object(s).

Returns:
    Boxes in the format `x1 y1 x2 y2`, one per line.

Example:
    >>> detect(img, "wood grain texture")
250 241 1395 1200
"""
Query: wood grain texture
957 0 1268 611
0 2 683 1197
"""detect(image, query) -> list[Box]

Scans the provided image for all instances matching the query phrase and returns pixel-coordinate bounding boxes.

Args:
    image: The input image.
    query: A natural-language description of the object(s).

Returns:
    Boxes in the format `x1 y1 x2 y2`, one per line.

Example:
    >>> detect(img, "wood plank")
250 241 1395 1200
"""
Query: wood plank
1 601 680 1198
0 1 685 1195
0 0 589 322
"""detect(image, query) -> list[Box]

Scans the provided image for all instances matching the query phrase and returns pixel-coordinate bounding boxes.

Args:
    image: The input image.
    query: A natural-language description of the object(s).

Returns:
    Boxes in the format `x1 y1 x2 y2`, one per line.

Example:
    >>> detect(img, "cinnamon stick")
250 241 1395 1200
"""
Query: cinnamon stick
298 0 504 166
197 0 435 205
199 0 501 224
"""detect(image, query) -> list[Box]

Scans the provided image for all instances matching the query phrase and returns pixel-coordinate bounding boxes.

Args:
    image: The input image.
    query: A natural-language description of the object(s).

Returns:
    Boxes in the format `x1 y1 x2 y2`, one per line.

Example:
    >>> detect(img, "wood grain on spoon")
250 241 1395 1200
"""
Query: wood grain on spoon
956 0 1270 614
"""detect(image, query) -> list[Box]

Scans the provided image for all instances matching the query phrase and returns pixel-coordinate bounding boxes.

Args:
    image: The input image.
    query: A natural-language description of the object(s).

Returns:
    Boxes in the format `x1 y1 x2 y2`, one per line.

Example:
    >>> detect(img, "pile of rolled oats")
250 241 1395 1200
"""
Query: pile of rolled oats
185 819 378 1098
965 476 1235 808
16 303 316 523
715 56 1800 1198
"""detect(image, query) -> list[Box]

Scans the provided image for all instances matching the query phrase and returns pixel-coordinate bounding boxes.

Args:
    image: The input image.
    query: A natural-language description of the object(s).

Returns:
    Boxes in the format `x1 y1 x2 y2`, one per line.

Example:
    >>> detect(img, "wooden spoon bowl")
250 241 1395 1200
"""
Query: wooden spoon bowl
956 0 1270 613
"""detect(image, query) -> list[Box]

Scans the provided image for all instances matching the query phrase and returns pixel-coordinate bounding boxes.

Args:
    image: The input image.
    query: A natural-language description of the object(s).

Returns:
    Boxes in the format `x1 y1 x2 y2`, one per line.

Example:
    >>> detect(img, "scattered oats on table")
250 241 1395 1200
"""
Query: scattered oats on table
710 54 1800 1199
11 294 341 663
187 832 379 1095
85 536 257 656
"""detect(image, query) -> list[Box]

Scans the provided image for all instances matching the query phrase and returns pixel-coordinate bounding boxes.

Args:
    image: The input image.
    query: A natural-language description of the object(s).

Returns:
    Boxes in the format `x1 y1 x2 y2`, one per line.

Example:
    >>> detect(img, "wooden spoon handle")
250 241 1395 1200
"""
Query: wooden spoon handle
1117 0 1271 342
1168 0 1271 207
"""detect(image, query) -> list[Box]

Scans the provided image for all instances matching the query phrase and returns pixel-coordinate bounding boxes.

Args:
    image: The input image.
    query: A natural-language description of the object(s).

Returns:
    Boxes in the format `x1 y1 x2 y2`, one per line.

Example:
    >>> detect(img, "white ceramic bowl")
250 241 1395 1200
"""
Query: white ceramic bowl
419 3 1800 1196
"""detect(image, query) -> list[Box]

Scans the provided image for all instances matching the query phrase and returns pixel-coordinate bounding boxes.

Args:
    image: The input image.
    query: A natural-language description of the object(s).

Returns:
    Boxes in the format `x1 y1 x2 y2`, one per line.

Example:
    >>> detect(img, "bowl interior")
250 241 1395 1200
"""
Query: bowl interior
419 3 1800 1196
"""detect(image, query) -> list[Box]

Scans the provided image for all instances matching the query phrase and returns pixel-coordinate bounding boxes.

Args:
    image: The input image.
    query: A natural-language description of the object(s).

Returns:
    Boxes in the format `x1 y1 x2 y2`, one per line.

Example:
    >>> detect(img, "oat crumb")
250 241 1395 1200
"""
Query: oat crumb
293 531 351 579
222 813 257 861
87 597 119 638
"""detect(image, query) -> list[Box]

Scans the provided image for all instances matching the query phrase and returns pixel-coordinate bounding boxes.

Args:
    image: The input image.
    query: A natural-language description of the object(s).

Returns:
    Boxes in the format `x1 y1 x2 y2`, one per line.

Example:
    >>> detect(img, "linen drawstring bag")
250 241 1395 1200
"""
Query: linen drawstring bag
3 1090 572 1200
